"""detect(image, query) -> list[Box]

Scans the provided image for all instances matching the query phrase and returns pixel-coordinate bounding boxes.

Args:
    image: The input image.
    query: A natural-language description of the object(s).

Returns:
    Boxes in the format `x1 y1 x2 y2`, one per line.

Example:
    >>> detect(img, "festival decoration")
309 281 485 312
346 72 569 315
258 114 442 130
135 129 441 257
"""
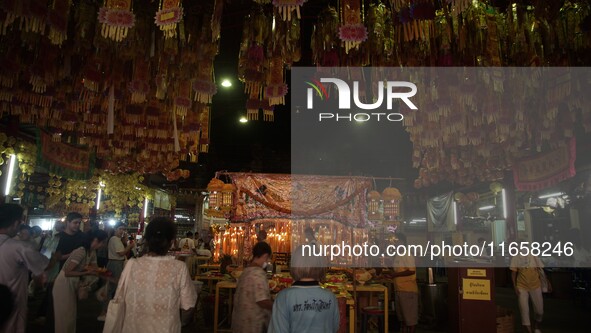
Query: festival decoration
155 0 183 39
128 59 150 104
221 183 236 213
238 6 269 120
513 138 577 191
37 131 94 180
382 187 402 221
0 0 590 183
16 141 37 178
367 2 394 65
173 80 192 118
262 100 275 122
206 178 225 218
192 61 217 104
228 173 371 228
21 0 49 36
273 0 306 21
367 190 382 220
311 7 340 67
211 0 224 42
48 0 71 45
164 169 190 182
339 0 368 53
98 0 136 42
264 56 288 107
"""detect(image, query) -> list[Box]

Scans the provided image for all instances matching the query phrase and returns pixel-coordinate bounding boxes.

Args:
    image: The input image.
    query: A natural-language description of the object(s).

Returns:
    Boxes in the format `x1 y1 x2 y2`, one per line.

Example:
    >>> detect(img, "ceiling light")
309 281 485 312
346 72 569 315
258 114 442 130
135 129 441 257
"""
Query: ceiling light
96 188 102 210
239 117 248 123
4 154 16 196
221 79 232 87
538 192 565 199
502 188 508 219
479 205 495 211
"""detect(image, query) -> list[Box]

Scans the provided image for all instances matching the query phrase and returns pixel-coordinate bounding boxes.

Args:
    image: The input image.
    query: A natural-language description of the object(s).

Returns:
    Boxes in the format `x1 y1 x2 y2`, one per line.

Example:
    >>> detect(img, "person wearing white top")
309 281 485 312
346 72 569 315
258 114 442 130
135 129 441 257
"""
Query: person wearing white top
98 223 133 321
108 217 197 333
178 231 196 253
0 204 53 333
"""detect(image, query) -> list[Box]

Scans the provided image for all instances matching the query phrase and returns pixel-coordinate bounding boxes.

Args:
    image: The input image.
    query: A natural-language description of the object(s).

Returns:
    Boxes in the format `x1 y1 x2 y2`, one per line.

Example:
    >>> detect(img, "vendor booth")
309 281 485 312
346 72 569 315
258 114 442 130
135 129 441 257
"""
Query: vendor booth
201 172 402 333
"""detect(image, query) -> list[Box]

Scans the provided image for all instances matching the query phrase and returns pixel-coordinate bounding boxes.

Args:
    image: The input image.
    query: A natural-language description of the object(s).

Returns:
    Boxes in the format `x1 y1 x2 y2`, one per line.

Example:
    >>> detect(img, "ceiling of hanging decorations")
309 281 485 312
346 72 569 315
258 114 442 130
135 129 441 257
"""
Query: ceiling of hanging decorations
0 0 217 175
1 0 591 185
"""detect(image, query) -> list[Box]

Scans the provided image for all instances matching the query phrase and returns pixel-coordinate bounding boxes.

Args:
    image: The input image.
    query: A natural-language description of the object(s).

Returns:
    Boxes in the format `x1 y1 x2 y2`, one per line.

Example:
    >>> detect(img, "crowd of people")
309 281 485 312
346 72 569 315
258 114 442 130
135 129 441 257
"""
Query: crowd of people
0 204 198 333
0 204 422 333
0 201 552 333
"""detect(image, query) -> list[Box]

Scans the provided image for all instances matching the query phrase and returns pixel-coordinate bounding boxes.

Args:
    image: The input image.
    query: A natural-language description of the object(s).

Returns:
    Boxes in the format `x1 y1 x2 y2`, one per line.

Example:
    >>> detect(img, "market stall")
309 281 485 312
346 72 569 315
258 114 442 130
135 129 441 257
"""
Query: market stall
205 173 376 264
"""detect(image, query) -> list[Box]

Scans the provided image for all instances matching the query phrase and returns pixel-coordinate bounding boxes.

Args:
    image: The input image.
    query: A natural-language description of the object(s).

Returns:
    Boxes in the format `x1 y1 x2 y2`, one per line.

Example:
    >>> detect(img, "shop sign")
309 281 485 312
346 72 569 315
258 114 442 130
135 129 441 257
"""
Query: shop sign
467 269 487 277
462 278 491 301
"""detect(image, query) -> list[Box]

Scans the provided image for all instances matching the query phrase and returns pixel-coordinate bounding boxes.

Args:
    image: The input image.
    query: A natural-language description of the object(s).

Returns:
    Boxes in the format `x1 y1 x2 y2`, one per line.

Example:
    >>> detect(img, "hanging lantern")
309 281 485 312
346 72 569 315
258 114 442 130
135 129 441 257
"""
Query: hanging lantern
265 56 288 106
192 62 217 104
367 190 382 220
221 183 236 214
206 178 225 217
273 0 307 21
261 100 274 122
98 0 136 42
382 187 402 221
48 0 71 45
173 80 192 118
128 59 150 104
338 0 368 53
155 0 183 39
246 99 260 121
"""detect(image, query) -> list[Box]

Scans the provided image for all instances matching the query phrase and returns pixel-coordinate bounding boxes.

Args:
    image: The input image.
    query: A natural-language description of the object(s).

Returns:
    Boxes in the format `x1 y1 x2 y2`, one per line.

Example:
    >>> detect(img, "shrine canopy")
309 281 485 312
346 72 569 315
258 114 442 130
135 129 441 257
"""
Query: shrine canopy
225 173 371 228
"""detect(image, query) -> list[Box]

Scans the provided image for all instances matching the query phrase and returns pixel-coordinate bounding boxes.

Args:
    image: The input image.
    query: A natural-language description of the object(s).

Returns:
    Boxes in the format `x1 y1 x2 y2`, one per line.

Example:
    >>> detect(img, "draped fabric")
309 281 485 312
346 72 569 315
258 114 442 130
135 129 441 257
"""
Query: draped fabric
227 173 371 228
37 130 94 179
513 138 576 191
427 191 453 231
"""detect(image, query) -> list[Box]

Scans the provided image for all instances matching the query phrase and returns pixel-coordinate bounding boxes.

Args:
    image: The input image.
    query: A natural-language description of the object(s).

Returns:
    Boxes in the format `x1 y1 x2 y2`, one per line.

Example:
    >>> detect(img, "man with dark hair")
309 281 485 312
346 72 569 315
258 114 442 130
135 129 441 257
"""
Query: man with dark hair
178 231 197 276
56 212 85 266
232 241 274 333
0 204 52 333
41 212 85 331
258 229 268 243
179 231 196 253
29 225 43 250
13 225 33 249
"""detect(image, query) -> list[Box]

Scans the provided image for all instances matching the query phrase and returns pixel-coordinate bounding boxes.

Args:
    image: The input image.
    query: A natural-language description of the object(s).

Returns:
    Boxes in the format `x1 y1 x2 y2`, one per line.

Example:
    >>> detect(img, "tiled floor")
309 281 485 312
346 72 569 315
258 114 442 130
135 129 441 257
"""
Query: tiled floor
26 286 591 333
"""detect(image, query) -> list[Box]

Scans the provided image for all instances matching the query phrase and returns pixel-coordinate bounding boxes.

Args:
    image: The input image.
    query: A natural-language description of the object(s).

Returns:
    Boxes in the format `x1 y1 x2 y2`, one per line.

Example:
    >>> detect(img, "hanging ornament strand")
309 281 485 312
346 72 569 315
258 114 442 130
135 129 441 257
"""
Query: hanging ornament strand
155 0 184 39
98 0 136 42
339 0 368 53
273 0 307 21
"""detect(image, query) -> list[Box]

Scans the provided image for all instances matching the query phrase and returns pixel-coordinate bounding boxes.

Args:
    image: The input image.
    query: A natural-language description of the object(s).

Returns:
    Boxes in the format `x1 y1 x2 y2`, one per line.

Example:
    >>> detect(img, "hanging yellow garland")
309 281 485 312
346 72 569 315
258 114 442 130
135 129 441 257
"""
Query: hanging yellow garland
155 0 183 39
98 0 136 42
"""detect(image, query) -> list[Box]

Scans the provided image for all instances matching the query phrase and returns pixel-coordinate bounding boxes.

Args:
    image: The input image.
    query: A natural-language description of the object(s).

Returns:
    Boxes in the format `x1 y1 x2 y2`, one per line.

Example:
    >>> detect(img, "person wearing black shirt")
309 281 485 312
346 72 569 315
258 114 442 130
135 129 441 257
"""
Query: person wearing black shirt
56 213 85 268
42 212 85 333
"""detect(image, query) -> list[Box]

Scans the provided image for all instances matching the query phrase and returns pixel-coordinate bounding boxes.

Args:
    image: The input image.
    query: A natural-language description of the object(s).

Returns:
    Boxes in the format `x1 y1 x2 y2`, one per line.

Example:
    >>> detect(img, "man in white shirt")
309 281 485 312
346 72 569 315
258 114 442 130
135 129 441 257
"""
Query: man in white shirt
178 231 196 253
0 204 53 333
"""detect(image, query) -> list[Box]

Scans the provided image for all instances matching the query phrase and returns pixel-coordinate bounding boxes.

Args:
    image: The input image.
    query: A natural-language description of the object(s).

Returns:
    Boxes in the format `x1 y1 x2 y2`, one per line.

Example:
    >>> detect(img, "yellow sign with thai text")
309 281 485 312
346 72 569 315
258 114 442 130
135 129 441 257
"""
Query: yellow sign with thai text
467 269 487 277
463 278 491 301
